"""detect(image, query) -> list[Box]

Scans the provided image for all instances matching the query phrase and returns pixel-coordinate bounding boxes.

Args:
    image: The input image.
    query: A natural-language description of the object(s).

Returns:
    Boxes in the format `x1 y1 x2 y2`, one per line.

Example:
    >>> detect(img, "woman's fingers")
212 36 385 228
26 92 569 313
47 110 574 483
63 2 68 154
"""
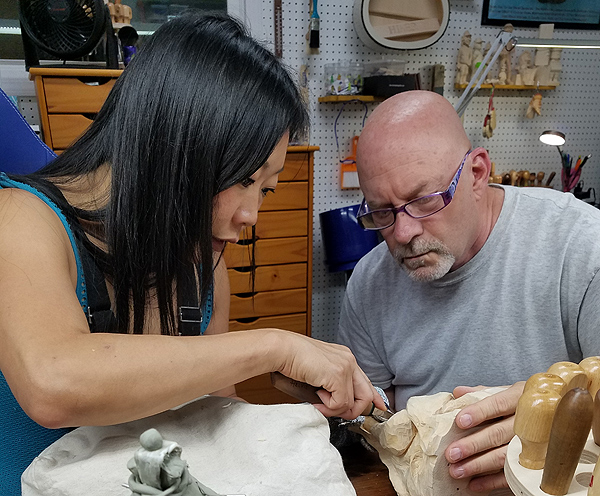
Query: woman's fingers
280 334 381 419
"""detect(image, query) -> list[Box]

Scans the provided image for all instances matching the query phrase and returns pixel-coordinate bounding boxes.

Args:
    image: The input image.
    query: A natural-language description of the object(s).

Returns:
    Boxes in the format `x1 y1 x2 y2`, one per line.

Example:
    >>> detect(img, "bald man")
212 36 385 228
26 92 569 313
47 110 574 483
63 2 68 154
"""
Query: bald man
338 90 600 492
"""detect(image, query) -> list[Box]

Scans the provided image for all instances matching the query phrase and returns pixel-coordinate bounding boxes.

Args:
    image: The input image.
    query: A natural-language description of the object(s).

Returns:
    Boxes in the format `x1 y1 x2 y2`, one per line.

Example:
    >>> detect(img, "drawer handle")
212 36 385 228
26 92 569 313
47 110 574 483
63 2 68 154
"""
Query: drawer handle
77 76 113 86
232 267 252 273
233 317 259 324
233 292 258 299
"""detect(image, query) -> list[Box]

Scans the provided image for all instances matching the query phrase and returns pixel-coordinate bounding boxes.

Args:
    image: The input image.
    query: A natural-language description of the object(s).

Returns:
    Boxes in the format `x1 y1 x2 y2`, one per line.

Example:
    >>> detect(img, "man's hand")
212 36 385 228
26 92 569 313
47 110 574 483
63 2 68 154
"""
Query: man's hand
444 382 525 492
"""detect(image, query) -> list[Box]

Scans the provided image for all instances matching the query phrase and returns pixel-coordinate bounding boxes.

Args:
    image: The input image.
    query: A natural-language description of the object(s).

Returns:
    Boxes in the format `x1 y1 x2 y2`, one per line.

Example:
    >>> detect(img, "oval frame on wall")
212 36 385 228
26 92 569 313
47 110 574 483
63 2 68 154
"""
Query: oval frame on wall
353 0 450 51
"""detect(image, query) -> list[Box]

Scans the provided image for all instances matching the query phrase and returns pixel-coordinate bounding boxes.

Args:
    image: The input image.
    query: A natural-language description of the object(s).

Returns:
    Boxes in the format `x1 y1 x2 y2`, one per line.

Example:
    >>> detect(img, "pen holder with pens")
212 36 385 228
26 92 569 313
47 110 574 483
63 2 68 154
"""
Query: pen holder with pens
560 150 591 193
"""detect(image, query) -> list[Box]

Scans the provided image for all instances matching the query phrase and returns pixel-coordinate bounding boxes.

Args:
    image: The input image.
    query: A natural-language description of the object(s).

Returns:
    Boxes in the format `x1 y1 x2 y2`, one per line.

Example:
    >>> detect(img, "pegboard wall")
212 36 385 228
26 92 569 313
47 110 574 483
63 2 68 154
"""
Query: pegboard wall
17 97 42 134
254 0 600 343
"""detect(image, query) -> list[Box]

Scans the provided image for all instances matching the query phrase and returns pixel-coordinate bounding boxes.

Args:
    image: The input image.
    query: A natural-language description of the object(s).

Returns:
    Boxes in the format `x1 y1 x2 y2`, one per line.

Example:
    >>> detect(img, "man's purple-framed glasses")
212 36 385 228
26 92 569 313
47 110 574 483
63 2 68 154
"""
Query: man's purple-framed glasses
357 150 472 231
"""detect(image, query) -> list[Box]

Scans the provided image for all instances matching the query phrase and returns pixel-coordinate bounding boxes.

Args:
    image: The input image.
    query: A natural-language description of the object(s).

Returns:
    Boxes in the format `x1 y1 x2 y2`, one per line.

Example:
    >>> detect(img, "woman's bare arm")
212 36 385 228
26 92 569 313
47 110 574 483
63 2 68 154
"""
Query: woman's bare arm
0 189 383 428
204 256 239 400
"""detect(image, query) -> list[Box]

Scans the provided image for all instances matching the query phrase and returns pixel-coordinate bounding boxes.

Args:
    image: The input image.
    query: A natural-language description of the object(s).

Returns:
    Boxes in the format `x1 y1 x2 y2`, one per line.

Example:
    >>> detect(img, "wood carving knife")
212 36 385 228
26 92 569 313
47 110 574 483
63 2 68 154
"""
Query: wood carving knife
270 371 394 422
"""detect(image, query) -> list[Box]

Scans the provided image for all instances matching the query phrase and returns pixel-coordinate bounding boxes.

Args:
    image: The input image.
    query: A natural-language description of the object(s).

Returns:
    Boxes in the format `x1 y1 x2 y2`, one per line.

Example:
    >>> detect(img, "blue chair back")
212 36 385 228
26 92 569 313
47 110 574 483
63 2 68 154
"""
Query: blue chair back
0 86 65 495
0 86 56 174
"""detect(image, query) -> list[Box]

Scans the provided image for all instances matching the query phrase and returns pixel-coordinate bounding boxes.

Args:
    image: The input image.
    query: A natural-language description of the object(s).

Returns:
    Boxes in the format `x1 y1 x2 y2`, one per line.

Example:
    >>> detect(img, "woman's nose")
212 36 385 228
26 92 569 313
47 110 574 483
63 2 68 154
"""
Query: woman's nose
237 201 259 228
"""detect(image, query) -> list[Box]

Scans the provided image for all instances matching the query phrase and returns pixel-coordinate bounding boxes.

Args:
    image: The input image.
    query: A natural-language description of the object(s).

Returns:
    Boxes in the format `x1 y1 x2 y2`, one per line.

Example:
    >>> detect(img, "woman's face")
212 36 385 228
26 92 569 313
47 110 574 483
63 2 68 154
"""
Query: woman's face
212 132 290 252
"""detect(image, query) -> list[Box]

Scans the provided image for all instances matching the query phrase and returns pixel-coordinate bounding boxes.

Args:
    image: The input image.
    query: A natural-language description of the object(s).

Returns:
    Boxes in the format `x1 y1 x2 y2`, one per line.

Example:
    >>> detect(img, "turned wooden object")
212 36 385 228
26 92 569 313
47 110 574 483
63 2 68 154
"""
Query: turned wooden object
547 362 588 393
594 390 600 447
540 388 594 495
536 171 545 187
523 373 566 396
580 356 600 399
522 171 530 187
514 388 562 469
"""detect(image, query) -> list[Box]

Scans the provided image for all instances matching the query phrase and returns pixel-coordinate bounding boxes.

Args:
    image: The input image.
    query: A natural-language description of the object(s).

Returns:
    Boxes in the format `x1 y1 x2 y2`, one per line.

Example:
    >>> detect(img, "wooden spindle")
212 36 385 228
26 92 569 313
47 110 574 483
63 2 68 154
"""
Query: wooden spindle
593 390 600 447
514 388 562 469
541 388 594 495
547 362 588 393
523 372 566 396
581 357 600 399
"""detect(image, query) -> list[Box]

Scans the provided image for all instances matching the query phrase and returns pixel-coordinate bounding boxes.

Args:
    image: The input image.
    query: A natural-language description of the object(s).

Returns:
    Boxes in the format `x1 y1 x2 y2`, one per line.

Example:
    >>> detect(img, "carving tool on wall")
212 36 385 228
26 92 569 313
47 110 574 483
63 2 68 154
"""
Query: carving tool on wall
309 0 320 49
482 86 496 139
274 0 283 58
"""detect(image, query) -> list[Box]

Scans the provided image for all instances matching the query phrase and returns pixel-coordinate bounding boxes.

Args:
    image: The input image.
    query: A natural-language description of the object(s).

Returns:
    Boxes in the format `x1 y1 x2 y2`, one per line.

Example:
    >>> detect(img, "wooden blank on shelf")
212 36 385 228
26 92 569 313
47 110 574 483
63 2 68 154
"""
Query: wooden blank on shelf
368 0 441 21
370 16 440 39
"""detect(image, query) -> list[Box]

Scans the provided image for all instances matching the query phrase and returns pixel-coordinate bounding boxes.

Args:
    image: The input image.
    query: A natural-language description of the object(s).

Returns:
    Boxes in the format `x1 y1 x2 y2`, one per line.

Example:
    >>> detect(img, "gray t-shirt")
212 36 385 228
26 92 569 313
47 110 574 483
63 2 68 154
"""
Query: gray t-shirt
338 185 600 410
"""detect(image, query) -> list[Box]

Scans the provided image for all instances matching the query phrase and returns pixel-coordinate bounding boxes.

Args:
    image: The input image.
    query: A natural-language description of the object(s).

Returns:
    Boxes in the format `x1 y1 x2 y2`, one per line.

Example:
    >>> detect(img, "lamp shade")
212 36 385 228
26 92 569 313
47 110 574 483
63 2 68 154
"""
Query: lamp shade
539 130 566 147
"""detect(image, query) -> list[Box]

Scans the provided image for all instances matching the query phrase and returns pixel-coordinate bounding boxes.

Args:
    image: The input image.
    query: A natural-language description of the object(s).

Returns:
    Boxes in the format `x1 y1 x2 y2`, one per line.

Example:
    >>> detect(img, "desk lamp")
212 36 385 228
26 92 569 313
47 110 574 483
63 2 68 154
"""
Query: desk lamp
539 130 566 161
539 129 567 167
539 130 565 147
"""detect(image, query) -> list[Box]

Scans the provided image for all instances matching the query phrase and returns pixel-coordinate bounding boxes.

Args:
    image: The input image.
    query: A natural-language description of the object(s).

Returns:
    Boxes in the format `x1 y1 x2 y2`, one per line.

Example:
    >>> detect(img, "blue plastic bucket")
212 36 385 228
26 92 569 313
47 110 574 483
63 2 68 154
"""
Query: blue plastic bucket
319 204 380 272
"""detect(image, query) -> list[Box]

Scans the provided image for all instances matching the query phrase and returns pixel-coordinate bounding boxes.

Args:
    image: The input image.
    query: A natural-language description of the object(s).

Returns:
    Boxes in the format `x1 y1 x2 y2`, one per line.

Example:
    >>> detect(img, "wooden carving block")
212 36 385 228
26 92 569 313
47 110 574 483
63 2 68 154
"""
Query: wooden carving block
368 0 441 21
540 388 593 495
362 388 505 496
514 388 562 469
580 356 600 399
371 17 440 39
547 361 588 393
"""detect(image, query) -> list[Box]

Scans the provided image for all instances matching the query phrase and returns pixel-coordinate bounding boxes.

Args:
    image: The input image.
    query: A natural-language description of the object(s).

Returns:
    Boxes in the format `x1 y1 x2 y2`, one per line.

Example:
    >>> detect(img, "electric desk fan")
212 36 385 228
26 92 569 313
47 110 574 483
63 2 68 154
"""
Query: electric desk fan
19 0 119 69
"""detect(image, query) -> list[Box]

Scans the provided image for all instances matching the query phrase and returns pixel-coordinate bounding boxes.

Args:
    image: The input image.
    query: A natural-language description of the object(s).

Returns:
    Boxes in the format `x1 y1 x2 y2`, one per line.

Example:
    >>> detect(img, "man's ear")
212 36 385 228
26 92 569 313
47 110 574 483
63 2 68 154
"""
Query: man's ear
469 148 492 198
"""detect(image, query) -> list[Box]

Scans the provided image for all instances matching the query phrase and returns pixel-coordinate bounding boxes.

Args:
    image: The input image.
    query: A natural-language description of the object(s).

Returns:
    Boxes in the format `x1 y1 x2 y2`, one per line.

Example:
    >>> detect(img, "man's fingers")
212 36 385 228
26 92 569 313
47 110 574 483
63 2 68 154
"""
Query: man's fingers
449 445 508 480
453 385 486 398
446 416 515 462
467 471 510 493
455 382 524 429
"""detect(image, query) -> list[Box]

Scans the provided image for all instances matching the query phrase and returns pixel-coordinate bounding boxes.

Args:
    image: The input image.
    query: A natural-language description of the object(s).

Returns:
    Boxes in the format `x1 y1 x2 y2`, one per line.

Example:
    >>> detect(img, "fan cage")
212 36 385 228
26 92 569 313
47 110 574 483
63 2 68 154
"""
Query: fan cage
19 0 107 59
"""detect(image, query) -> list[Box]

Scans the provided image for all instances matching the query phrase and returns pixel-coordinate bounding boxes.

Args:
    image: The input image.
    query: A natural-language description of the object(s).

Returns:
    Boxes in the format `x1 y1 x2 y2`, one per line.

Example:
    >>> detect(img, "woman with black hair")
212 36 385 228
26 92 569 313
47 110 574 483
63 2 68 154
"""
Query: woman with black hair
0 12 383 491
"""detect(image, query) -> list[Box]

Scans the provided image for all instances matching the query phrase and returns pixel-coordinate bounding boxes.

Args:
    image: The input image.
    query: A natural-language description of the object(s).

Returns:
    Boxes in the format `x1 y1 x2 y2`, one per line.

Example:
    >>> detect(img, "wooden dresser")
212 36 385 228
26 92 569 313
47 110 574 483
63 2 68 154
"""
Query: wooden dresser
29 67 123 153
30 68 318 404
226 146 317 404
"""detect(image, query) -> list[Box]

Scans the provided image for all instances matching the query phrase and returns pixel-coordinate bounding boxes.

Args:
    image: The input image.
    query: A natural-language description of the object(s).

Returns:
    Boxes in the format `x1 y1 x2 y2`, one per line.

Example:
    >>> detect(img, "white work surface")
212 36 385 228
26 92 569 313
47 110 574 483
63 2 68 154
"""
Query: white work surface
22 395 356 496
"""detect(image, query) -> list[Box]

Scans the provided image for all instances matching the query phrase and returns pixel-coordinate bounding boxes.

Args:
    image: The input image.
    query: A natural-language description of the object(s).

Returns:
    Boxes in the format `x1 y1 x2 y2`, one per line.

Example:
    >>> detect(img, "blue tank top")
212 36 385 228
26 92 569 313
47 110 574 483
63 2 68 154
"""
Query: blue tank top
0 172 213 495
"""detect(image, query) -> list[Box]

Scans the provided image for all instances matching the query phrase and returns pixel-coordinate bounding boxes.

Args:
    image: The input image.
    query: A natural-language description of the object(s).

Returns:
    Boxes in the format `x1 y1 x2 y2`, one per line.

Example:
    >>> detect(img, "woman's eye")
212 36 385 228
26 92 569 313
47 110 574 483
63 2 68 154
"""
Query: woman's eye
240 178 255 188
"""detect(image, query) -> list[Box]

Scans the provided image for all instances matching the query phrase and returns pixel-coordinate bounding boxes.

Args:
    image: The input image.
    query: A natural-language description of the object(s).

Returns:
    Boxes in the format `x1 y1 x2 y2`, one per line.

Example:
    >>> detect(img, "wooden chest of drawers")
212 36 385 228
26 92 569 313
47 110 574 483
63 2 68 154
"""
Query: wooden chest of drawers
29 67 123 153
226 146 317 404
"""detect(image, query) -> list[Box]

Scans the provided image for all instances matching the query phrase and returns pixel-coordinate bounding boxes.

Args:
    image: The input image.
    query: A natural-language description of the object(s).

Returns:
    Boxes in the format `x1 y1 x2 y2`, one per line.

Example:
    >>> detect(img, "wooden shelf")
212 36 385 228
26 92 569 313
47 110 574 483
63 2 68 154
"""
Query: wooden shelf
318 95 385 103
29 67 123 78
454 83 555 90
287 145 320 152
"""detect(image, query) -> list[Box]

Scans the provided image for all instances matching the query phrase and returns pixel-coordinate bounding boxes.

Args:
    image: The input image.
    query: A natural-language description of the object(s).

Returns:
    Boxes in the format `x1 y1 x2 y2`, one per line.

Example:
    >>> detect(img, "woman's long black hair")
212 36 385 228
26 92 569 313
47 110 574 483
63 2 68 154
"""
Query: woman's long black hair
31 12 309 335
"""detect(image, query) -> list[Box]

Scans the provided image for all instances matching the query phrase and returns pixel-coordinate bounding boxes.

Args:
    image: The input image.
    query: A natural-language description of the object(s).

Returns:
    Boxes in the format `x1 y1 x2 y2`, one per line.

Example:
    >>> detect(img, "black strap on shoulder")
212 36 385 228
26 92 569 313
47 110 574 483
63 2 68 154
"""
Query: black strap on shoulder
18 177 119 333
176 263 202 336
77 238 118 333
18 176 201 334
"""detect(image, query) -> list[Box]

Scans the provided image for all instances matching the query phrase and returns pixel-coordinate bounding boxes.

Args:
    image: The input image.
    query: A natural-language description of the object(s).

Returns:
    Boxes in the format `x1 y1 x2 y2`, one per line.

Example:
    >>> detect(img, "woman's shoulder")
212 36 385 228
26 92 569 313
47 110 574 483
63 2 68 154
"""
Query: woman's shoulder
0 186 74 260
0 185 66 229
